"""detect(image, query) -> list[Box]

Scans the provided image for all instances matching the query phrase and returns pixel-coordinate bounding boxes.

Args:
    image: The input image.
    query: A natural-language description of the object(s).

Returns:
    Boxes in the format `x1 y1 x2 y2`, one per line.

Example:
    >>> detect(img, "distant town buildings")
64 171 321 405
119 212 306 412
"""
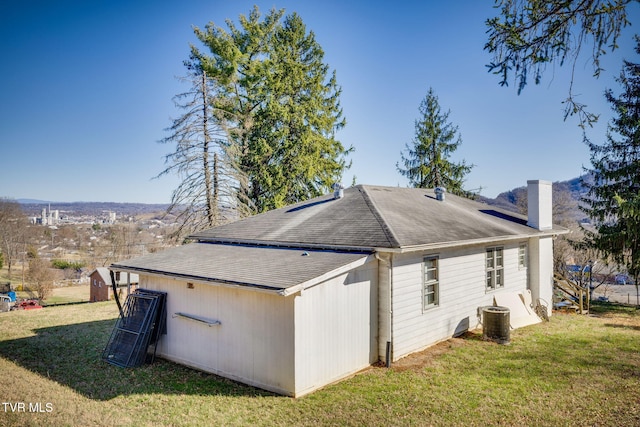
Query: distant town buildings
29 205 118 226
30 205 59 225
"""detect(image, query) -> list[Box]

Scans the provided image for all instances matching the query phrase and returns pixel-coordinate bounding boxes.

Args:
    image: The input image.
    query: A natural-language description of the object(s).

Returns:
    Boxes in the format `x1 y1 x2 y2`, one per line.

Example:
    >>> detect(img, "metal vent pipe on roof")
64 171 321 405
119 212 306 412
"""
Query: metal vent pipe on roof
435 187 446 201
333 183 344 199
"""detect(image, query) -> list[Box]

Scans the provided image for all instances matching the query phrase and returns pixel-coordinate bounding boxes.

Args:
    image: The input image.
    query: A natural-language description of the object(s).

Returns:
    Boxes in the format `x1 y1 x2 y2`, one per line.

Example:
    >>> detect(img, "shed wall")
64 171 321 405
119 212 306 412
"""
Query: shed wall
90 272 111 302
140 275 296 396
391 241 529 360
293 260 378 396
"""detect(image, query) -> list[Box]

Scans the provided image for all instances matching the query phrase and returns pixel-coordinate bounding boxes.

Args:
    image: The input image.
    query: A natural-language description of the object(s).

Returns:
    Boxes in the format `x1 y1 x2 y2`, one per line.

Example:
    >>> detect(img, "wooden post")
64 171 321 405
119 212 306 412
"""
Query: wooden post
579 288 584 314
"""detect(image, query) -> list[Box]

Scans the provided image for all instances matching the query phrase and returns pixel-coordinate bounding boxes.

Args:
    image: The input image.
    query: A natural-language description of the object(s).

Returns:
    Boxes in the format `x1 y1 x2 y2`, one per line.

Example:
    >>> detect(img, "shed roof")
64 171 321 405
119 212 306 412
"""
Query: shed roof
111 243 371 295
190 185 567 251
92 267 139 285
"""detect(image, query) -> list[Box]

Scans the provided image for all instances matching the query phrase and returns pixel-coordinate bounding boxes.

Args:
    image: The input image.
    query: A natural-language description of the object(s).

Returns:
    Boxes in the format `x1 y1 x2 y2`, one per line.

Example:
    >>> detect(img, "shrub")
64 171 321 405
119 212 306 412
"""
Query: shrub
51 259 85 270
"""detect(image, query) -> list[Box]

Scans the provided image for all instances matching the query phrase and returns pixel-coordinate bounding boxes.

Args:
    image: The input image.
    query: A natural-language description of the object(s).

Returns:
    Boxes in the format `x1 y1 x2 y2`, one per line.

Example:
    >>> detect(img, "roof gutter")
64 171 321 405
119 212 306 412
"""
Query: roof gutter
109 265 287 296
193 228 568 256
373 229 570 254
190 237 376 253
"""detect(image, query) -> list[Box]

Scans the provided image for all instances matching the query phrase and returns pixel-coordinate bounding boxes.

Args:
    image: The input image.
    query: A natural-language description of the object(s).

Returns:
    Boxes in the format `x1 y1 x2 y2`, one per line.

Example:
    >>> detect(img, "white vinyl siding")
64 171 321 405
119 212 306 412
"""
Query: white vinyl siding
390 242 529 361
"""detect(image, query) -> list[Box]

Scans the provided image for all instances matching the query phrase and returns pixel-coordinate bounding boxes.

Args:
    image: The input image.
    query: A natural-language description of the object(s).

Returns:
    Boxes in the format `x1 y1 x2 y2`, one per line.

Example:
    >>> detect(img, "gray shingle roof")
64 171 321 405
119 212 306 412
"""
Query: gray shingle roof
191 186 395 248
111 243 370 293
190 185 566 250
112 185 567 292
92 267 139 285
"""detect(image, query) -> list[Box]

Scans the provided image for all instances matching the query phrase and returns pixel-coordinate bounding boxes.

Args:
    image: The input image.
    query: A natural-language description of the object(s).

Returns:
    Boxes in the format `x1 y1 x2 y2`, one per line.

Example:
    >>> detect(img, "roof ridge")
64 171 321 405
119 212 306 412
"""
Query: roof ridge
358 185 402 248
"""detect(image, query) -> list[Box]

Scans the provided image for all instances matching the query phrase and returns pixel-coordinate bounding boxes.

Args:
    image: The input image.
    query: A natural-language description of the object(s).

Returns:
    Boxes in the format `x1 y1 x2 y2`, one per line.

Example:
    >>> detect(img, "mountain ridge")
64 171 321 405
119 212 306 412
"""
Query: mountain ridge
481 174 591 226
14 175 590 222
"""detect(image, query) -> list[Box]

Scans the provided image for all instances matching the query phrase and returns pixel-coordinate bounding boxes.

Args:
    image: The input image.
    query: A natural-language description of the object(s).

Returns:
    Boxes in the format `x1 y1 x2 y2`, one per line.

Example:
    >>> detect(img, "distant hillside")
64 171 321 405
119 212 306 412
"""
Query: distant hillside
18 198 52 204
559 175 591 195
482 174 592 226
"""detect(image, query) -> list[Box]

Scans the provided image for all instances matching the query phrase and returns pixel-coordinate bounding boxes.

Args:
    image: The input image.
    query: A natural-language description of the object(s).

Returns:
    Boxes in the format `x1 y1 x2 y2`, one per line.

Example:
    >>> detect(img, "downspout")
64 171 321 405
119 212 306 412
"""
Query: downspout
386 254 393 368
375 252 393 367
110 270 125 319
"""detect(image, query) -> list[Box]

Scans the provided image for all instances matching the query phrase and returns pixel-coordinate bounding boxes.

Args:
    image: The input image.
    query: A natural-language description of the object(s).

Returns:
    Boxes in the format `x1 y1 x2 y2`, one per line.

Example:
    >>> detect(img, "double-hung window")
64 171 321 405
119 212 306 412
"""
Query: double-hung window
486 247 504 290
423 256 439 309
518 243 527 269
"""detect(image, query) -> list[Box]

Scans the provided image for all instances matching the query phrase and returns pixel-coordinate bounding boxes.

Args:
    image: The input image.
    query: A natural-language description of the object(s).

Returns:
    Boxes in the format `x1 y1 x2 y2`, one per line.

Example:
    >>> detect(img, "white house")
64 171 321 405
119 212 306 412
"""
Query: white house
110 180 567 397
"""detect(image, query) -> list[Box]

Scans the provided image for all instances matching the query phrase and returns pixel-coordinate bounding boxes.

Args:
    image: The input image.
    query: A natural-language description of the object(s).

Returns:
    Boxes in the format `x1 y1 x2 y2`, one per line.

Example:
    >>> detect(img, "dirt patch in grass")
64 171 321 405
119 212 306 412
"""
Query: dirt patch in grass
389 332 480 372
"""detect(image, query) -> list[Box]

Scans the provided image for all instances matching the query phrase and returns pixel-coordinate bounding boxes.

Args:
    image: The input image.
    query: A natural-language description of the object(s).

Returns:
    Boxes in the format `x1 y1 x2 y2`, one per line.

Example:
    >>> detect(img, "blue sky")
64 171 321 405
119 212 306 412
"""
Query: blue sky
1 1 638 203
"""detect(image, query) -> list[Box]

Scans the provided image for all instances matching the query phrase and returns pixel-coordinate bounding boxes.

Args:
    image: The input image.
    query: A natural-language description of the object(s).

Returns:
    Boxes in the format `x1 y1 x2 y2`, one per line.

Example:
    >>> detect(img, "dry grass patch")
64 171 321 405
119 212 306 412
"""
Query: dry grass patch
41 285 90 305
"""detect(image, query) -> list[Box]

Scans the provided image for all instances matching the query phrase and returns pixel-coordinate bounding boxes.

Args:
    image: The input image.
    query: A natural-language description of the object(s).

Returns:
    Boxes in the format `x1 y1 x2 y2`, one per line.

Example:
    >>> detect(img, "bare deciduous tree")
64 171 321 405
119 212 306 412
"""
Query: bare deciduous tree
0 198 28 280
158 67 247 240
27 257 55 300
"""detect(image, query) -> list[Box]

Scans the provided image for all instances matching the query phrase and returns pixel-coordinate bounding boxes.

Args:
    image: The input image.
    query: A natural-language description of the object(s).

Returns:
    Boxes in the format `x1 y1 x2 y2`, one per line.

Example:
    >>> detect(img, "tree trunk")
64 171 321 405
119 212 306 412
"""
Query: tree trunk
201 71 216 227
213 151 219 223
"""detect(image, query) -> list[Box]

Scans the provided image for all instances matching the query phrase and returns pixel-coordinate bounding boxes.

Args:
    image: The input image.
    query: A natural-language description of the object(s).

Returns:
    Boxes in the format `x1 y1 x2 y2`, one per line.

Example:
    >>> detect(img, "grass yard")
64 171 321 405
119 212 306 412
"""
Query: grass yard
1 263 90 306
40 285 90 306
0 302 639 426
9 285 90 307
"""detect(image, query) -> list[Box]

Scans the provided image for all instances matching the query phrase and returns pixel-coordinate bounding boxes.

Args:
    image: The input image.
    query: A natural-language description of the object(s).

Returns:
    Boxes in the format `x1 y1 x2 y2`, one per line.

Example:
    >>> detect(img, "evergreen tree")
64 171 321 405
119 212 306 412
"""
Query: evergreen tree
582 38 640 302
397 88 473 197
191 7 350 213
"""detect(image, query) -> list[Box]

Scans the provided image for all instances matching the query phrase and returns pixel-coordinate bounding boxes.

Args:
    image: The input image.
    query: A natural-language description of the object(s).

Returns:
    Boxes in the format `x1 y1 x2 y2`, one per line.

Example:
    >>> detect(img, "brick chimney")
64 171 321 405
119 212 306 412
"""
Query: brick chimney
527 180 552 230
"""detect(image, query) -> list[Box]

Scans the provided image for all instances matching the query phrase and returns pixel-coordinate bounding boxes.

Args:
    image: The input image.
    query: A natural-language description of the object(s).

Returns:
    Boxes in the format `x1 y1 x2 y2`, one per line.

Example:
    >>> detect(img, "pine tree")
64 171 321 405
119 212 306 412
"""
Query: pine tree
248 13 348 211
397 88 473 197
191 7 350 213
582 37 640 302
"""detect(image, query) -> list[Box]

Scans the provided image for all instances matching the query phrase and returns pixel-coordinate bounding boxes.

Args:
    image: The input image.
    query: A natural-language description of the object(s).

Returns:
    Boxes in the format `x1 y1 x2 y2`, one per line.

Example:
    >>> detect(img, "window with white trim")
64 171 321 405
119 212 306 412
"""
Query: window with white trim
486 247 504 290
518 243 527 269
423 256 439 309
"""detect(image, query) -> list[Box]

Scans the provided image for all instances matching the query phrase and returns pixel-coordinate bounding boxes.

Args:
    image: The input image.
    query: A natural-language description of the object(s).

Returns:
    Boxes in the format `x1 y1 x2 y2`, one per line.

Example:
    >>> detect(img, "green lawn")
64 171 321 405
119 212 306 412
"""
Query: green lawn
0 302 639 426
39 285 90 306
